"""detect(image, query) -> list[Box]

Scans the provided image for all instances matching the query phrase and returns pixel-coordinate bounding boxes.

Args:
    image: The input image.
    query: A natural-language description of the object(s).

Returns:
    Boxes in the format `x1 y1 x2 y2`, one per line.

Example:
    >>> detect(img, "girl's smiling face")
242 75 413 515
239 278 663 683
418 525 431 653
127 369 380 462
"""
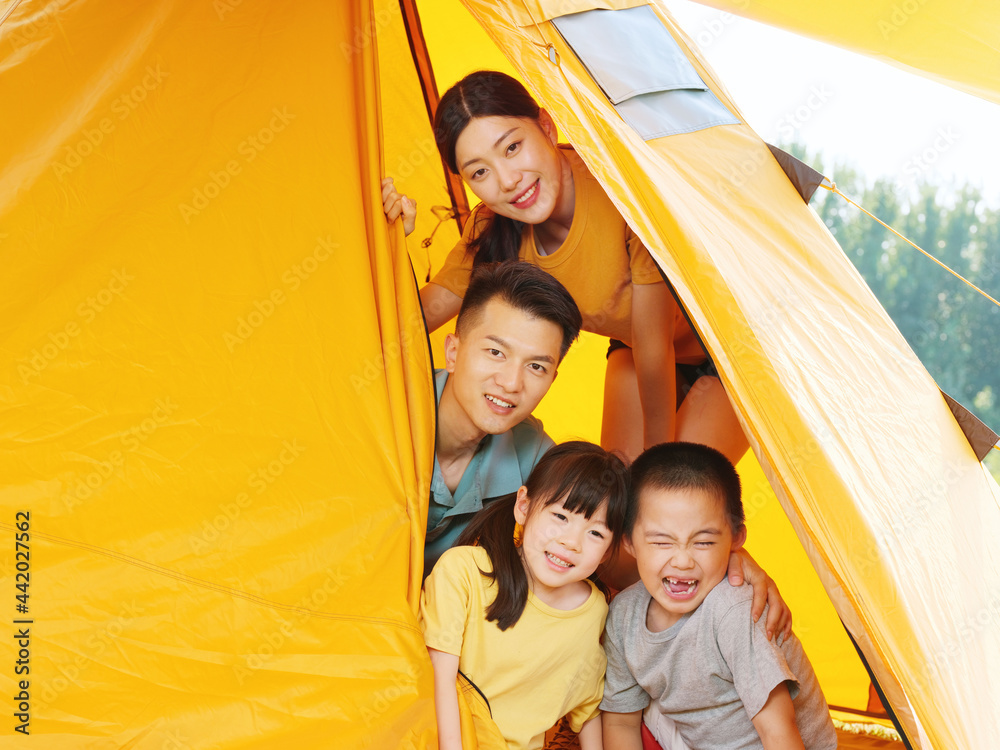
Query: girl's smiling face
453 113 568 227
625 486 746 632
514 487 612 607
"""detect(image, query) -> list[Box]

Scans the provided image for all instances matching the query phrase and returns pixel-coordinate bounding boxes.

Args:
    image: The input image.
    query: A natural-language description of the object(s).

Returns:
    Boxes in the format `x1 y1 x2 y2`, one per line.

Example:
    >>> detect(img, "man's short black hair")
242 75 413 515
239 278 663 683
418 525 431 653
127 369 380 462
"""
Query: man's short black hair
456 261 582 360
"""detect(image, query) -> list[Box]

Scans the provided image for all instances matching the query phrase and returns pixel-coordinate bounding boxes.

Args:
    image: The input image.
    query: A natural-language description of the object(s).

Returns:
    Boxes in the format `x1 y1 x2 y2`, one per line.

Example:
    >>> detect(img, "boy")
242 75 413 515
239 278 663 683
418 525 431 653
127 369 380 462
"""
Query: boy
601 443 837 750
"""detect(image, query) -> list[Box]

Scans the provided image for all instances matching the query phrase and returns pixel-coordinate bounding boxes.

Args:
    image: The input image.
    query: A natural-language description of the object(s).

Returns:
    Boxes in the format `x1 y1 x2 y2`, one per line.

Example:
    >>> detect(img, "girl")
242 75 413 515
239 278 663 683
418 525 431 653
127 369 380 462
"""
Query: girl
383 70 748 466
420 441 629 750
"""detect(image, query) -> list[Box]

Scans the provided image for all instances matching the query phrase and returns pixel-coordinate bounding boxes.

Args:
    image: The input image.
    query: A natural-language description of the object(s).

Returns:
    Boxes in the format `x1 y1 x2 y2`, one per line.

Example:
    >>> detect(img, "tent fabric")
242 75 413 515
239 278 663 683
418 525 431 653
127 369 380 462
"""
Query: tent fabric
1 0 435 746
454 0 1000 747
690 0 1000 106
457 672 508 749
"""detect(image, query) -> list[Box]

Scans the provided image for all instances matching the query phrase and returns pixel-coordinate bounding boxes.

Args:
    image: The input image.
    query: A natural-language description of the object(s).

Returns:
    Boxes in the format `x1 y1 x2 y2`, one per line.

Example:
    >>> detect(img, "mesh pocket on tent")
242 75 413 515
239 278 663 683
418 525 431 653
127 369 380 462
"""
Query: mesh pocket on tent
552 5 739 139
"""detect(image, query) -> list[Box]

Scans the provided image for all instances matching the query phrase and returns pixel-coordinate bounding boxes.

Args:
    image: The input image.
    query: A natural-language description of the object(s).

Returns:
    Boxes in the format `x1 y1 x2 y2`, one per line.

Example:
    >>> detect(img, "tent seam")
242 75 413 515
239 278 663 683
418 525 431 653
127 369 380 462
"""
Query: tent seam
3 524 422 635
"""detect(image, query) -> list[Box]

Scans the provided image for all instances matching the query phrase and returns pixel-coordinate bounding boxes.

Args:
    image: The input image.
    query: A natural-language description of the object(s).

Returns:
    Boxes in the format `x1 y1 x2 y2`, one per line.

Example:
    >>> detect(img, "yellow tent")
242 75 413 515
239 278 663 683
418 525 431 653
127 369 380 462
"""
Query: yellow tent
2 0 998 747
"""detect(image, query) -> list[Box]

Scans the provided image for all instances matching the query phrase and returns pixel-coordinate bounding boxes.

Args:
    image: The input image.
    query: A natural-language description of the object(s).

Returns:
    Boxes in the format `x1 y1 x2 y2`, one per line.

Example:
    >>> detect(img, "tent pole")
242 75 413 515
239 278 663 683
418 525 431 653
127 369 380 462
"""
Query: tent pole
844 624 915 749
398 0 470 236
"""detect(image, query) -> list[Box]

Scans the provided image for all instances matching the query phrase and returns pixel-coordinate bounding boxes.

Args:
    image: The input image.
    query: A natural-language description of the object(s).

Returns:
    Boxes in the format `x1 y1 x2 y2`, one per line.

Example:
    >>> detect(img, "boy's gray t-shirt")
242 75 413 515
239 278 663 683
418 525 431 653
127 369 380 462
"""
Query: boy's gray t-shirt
600 581 837 750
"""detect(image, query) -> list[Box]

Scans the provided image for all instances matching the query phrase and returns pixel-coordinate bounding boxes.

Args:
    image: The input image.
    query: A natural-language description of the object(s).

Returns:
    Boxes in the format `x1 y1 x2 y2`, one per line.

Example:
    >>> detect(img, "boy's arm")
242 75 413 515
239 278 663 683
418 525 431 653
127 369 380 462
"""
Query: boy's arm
427 648 463 750
602 710 643 750
750 683 806 750
578 714 604 750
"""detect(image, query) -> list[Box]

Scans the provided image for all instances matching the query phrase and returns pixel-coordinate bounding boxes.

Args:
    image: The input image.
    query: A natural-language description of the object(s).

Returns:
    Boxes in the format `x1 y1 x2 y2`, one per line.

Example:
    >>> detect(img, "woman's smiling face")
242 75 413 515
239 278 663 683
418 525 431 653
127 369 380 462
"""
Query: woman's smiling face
454 113 566 227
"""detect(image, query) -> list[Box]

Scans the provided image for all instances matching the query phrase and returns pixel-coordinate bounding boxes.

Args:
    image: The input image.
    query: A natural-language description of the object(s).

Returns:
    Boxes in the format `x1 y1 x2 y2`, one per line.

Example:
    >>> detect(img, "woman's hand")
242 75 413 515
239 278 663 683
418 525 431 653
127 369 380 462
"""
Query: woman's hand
727 549 792 641
381 177 416 236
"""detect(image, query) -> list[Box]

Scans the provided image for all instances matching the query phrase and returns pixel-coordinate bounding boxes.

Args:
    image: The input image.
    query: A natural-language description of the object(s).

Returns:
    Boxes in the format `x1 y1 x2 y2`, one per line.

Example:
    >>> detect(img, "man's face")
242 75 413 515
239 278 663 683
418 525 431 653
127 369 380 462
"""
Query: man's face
443 299 562 437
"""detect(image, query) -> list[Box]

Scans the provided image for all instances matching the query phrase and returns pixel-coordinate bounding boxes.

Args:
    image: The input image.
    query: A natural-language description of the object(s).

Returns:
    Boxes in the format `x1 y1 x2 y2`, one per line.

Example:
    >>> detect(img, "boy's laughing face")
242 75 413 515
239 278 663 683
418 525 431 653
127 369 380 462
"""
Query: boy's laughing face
625 486 746 632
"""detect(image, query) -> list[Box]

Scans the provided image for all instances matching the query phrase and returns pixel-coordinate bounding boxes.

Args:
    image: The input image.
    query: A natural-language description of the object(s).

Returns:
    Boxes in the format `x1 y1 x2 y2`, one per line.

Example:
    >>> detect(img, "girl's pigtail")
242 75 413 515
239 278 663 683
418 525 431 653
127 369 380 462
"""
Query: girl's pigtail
454 494 529 631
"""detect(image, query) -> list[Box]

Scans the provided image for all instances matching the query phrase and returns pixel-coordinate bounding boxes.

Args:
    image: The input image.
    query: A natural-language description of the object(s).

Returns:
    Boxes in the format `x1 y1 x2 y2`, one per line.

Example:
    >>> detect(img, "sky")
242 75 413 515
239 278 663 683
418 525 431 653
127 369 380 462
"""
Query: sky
664 1 1000 209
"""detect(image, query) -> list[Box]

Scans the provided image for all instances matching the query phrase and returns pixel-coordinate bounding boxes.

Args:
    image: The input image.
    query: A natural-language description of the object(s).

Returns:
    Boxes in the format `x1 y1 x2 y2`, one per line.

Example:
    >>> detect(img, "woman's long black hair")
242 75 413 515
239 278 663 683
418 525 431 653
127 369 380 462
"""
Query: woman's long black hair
434 70 542 267
455 441 629 631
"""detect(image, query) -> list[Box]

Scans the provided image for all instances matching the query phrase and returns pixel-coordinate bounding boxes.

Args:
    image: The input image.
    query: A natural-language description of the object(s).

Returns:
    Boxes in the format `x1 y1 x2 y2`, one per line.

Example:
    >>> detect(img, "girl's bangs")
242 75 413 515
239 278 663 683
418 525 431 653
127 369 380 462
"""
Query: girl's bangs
539 465 613 519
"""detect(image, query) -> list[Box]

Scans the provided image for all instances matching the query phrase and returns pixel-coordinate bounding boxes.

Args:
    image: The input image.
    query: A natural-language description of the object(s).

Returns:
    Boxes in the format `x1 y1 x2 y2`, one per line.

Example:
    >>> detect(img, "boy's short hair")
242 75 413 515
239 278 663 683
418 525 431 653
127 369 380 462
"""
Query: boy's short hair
626 442 744 536
456 261 582 360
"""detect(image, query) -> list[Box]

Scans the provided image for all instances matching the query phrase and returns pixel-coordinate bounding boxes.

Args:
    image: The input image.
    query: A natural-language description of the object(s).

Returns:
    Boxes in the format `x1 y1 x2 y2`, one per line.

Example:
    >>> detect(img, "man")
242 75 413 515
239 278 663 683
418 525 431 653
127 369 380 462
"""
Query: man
425 261 580 572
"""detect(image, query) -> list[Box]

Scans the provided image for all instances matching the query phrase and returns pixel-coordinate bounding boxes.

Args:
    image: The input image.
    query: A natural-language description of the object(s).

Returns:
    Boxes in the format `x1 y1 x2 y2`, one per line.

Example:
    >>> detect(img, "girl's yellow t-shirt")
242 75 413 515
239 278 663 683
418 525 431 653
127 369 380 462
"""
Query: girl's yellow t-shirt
420 545 608 750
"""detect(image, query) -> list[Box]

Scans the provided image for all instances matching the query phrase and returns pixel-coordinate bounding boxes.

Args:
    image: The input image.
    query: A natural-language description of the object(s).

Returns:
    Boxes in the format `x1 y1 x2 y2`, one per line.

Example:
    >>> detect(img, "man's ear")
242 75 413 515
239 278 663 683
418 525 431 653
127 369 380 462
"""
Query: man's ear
731 524 747 552
443 332 460 373
537 108 558 146
514 486 530 525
